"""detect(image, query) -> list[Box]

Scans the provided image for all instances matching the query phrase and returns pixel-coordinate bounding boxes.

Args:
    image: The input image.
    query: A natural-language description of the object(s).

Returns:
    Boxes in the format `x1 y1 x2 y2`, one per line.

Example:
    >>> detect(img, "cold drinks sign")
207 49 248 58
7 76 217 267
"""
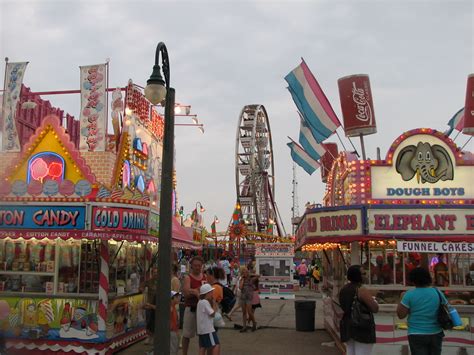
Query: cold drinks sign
304 209 363 237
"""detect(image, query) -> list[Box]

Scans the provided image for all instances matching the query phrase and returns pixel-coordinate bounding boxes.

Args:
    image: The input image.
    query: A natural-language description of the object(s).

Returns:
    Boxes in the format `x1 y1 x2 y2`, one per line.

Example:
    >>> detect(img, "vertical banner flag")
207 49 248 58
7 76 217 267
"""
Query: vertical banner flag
211 221 216 235
298 113 327 161
285 59 341 142
2 62 28 152
232 204 241 225
462 74 474 136
444 108 465 136
79 64 107 151
287 141 321 175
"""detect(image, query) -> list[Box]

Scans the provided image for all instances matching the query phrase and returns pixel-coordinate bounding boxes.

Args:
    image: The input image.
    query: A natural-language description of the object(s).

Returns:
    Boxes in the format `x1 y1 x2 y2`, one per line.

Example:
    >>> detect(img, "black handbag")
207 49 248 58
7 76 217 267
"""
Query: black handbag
436 288 453 330
350 287 374 329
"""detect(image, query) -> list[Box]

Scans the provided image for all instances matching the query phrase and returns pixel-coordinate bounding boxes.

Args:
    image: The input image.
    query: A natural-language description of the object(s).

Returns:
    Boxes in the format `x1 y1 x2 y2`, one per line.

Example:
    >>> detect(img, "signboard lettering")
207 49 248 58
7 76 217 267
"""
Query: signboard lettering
255 243 294 257
0 206 85 229
305 209 363 237
397 241 474 253
92 206 148 232
368 208 474 235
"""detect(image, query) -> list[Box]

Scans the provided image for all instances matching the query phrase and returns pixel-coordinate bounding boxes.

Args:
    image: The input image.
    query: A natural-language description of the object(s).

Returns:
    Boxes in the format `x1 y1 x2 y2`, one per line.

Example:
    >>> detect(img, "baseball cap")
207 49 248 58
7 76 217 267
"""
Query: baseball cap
170 291 181 298
199 283 215 295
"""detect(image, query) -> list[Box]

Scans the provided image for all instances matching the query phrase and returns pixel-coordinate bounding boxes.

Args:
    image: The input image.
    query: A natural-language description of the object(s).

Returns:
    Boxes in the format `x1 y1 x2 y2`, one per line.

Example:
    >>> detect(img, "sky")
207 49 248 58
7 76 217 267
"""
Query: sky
1 0 473 234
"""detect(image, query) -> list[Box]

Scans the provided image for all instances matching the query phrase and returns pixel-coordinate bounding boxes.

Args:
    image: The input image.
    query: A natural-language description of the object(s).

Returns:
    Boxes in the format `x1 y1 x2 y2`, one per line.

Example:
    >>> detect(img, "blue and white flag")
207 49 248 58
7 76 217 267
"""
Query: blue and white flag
298 113 327 161
285 59 341 143
444 107 464 136
287 141 321 175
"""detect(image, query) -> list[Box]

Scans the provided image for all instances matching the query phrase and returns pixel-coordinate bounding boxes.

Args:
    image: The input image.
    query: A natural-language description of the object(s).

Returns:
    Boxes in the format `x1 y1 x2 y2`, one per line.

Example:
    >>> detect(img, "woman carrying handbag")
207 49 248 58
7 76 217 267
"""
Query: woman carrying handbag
339 265 379 355
397 267 447 355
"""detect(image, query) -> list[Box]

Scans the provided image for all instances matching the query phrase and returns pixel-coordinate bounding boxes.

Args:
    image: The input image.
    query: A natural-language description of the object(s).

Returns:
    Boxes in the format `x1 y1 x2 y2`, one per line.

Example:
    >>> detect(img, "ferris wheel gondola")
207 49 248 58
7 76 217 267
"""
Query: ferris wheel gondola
235 104 282 236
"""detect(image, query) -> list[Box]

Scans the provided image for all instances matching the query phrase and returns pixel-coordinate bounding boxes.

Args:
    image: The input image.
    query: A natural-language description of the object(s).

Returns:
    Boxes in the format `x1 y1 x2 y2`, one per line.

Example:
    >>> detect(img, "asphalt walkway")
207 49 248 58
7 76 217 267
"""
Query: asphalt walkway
118 288 341 354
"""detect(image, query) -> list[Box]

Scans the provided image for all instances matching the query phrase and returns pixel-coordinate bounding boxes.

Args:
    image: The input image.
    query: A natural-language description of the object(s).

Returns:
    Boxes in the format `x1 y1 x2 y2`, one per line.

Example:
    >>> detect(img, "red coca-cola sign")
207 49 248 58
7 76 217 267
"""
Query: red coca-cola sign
463 74 474 136
338 74 377 137
321 143 338 183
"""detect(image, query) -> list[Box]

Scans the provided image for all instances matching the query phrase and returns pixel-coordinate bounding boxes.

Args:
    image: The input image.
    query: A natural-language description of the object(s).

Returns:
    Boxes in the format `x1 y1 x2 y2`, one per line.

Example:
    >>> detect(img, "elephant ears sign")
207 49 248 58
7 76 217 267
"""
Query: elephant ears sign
396 142 454 184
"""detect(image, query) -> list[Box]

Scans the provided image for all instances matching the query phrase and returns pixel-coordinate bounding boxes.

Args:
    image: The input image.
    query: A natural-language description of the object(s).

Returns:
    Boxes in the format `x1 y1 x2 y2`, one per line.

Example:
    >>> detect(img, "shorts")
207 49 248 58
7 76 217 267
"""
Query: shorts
182 306 197 338
170 331 179 355
199 332 220 349
240 298 253 305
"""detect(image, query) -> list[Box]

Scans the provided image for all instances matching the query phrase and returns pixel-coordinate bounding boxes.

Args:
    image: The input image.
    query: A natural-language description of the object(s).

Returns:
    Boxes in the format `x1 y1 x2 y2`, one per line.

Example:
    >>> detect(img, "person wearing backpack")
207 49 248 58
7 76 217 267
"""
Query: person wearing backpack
206 266 236 320
339 265 379 355
397 267 446 355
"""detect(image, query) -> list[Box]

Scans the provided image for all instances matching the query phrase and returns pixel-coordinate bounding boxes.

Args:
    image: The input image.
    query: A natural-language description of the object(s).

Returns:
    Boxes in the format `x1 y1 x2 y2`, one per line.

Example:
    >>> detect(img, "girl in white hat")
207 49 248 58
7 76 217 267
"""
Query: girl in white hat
197 284 220 355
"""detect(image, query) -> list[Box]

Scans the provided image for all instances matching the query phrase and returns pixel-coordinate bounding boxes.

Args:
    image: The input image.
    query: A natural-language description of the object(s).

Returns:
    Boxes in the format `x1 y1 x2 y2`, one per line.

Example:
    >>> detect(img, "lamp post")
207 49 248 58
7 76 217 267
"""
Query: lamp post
196 201 205 213
144 41 174 355
213 216 219 260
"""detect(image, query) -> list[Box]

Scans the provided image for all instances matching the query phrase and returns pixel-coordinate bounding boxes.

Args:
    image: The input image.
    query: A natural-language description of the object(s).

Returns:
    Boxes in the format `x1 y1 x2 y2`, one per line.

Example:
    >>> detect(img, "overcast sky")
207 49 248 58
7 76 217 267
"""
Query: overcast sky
1 0 473 234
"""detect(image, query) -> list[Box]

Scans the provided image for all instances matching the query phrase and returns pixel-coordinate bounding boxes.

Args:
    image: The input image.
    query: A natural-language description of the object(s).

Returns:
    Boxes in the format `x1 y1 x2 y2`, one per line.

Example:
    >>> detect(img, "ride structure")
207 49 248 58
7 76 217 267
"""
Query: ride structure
235 104 283 236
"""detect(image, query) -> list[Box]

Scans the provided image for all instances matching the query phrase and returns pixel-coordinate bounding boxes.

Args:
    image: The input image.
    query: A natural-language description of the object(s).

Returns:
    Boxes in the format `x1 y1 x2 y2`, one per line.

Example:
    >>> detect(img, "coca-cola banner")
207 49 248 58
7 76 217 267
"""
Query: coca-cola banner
338 74 377 137
462 74 474 135
321 143 338 183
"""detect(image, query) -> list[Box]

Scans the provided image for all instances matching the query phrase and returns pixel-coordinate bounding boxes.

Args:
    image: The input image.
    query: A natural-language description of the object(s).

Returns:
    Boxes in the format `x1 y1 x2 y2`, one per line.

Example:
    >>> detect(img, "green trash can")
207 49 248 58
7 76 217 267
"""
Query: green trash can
295 300 315 331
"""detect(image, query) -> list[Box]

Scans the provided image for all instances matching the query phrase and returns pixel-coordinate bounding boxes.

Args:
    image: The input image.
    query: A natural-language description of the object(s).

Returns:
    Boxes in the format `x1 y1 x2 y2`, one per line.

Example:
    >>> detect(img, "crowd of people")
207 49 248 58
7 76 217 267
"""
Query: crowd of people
143 255 261 355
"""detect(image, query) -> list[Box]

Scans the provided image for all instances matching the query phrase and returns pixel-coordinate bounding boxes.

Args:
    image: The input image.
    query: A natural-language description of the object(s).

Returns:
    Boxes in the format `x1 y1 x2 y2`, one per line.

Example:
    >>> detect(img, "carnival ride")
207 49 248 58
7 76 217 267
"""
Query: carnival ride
235 105 284 235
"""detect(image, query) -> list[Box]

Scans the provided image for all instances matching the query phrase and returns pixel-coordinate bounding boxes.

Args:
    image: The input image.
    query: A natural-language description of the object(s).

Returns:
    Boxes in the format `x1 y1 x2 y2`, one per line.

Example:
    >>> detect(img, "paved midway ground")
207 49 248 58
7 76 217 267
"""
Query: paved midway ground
119 288 342 355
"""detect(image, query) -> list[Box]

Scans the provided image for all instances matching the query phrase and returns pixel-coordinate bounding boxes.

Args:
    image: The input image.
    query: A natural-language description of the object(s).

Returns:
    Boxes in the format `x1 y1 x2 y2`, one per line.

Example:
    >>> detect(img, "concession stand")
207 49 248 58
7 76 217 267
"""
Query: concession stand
0 75 197 354
254 243 295 299
296 127 474 354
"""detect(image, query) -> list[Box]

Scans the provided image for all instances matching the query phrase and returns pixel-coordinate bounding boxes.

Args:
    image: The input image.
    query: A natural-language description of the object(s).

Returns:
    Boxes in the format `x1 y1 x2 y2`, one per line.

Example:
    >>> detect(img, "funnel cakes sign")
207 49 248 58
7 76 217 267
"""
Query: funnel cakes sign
370 129 474 199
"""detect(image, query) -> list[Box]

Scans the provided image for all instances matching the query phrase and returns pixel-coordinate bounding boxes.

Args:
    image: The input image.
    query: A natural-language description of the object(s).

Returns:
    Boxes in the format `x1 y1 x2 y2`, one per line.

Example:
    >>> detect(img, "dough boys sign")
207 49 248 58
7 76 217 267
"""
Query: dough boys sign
370 132 474 199
0 206 85 229
368 208 474 235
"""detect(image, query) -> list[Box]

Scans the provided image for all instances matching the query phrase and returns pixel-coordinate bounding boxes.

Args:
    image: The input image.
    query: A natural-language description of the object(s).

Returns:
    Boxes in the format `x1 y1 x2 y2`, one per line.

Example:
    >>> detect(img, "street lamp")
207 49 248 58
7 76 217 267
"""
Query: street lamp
213 216 219 259
196 201 206 213
144 41 174 355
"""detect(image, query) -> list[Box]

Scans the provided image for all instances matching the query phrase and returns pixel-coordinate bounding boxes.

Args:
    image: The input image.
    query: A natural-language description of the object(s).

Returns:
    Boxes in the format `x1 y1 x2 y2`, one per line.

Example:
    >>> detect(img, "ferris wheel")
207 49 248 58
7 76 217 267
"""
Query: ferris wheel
235 104 283 236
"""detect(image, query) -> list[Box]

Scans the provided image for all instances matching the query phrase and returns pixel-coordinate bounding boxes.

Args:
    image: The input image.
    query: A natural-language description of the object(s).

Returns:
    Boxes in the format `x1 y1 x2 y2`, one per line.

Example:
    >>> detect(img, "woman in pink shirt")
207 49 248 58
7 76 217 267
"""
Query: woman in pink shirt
297 260 308 288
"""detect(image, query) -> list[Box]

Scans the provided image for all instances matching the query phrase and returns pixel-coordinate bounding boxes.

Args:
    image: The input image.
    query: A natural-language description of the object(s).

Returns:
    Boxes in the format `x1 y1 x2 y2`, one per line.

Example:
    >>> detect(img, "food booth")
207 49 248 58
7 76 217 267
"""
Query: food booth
254 243 295 299
0 77 198 354
296 128 474 354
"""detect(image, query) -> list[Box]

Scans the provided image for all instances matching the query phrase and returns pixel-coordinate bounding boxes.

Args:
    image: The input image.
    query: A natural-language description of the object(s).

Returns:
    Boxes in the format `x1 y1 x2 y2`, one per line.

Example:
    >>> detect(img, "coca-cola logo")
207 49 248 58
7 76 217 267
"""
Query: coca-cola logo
352 82 373 124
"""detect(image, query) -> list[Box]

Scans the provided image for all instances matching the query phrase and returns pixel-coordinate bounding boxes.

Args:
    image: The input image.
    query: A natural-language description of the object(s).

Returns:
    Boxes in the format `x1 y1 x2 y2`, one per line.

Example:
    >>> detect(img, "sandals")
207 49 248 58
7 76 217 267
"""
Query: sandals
251 323 257 332
239 326 248 333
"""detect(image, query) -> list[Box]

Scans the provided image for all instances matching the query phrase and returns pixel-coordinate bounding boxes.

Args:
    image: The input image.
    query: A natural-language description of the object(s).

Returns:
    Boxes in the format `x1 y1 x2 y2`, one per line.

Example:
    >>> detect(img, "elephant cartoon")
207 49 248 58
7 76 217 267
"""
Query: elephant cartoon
395 142 454 184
